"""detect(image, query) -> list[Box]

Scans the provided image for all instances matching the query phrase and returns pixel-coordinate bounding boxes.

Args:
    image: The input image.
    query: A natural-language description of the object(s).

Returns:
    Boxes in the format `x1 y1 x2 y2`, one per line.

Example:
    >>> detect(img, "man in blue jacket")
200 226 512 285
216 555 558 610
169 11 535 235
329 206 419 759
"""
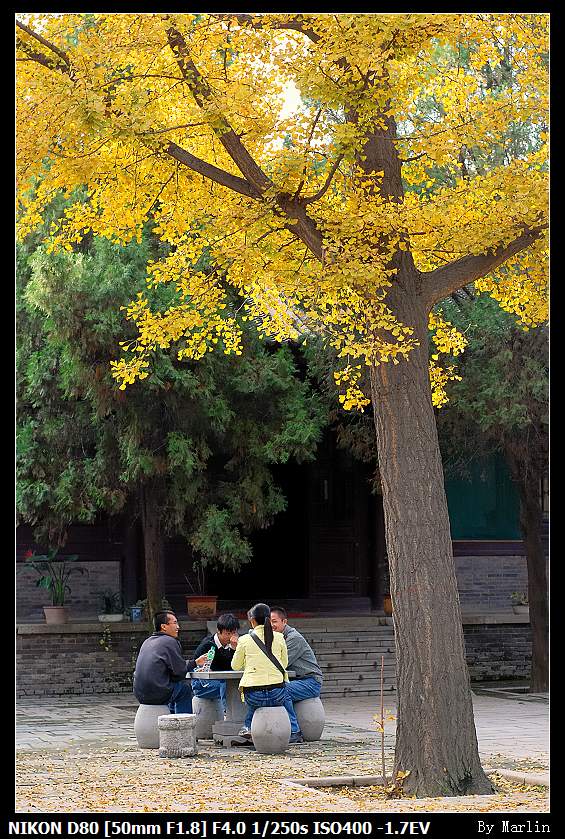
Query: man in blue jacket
133 611 208 713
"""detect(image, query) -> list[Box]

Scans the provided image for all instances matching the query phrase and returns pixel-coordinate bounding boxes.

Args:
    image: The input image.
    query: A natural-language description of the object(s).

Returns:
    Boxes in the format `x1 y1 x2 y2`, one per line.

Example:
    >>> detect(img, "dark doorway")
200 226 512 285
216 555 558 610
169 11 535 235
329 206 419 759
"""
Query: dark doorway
204 430 382 610
307 434 373 598
205 458 310 601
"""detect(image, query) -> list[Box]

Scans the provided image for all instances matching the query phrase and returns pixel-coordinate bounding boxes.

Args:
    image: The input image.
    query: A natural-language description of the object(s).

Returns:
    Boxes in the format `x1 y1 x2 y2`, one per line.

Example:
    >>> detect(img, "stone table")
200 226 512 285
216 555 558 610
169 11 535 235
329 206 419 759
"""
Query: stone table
188 670 294 747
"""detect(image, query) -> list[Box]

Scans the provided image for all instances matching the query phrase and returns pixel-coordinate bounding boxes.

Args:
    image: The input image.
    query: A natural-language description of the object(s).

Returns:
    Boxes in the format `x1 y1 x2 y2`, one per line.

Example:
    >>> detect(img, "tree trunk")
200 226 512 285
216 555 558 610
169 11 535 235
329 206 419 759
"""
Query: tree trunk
508 456 548 693
122 501 141 608
368 283 493 796
140 483 165 620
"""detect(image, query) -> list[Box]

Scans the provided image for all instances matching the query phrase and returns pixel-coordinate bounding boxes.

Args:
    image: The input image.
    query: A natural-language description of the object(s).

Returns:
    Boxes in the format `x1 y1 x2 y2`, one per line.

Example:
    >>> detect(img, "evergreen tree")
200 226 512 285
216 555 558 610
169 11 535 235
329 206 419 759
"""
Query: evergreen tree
436 295 548 692
17 225 327 616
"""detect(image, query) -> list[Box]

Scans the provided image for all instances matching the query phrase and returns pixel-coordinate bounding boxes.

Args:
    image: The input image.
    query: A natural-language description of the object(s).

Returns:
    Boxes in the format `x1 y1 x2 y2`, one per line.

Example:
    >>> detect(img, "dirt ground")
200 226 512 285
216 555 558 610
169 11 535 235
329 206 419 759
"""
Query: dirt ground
15 738 549 814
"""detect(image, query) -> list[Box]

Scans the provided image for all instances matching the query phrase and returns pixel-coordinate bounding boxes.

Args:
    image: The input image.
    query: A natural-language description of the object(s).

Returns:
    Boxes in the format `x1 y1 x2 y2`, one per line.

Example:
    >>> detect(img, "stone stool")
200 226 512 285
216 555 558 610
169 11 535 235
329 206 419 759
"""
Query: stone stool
295 697 325 741
193 696 223 740
250 706 291 754
158 713 198 758
134 704 170 748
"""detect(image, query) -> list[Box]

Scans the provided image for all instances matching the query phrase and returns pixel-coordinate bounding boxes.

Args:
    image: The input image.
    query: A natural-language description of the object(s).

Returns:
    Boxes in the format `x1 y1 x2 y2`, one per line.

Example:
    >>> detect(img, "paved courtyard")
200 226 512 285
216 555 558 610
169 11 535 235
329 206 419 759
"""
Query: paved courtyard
15 683 549 813
17 685 549 764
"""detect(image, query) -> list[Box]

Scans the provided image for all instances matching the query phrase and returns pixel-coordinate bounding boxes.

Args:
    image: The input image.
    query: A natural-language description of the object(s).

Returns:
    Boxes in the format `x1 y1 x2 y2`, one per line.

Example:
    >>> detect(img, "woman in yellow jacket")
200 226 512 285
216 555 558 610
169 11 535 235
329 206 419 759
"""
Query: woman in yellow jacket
231 603 304 743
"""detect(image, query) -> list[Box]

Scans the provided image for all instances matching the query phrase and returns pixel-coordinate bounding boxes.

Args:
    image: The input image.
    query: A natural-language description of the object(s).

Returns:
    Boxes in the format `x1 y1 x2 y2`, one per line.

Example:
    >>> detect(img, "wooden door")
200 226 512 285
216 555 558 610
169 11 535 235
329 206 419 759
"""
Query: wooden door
307 436 369 597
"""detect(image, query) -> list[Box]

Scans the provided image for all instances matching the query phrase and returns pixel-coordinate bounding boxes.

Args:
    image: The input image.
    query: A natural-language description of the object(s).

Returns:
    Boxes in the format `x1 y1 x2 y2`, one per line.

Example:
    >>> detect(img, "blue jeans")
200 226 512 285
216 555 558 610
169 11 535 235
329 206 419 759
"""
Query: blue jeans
191 677 227 713
243 685 299 734
286 676 322 732
168 679 194 714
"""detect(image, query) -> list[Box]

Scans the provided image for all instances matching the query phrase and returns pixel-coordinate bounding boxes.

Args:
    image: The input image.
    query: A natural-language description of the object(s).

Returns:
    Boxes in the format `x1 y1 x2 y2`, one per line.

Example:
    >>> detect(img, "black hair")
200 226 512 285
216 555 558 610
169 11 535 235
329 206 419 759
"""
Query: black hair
271 606 287 621
154 611 175 633
247 602 274 653
217 613 240 633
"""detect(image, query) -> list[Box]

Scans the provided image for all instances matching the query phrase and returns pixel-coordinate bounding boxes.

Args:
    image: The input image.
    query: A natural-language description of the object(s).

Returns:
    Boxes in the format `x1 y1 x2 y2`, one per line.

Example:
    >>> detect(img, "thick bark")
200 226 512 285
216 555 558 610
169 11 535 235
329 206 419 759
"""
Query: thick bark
140 484 165 619
369 283 494 796
357 116 493 796
122 501 141 608
506 456 548 693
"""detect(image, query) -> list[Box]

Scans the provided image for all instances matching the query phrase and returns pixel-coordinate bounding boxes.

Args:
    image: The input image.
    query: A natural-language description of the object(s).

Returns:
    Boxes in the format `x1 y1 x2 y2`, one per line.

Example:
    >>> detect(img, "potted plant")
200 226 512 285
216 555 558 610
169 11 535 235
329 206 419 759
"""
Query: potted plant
511 591 529 615
128 597 172 622
21 548 86 624
185 562 217 620
97 590 125 622
128 601 144 623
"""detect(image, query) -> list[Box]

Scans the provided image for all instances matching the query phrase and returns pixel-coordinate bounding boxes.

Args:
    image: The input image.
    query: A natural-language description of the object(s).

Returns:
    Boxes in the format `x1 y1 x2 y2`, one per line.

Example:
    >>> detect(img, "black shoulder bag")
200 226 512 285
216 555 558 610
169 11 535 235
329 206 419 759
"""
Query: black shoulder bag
249 631 286 679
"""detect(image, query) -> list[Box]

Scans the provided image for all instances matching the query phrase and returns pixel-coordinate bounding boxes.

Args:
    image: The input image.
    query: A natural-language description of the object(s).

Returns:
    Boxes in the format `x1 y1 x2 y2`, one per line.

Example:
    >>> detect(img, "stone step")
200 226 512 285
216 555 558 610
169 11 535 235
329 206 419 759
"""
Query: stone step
311 643 395 654
318 664 395 674
322 683 396 695
315 648 395 654
322 666 394 674
307 628 394 633
322 678 397 688
16 612 531 698
289 625 396 695
298 621 393 635
317 650 396 659
315 655 395 666
323 669 396 678
304 628 394 636
303 632 394 647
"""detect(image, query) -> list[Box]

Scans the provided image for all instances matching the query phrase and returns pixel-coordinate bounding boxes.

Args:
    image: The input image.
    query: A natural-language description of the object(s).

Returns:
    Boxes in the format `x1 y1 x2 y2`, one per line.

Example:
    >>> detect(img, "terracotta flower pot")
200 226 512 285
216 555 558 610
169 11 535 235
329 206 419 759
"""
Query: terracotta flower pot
43 606 68 624
186 595 218 620
383 595 393 617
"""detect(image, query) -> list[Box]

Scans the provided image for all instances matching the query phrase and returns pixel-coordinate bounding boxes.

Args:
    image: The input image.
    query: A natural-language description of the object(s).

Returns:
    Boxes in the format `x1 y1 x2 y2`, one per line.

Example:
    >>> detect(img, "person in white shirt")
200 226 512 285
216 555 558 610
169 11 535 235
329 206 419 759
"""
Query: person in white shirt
191 613 240 711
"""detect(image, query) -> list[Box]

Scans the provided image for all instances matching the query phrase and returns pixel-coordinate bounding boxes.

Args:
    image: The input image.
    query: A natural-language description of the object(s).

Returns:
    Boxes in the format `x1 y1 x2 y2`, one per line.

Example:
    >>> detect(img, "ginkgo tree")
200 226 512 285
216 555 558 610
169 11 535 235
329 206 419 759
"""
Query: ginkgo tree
16 13 548 796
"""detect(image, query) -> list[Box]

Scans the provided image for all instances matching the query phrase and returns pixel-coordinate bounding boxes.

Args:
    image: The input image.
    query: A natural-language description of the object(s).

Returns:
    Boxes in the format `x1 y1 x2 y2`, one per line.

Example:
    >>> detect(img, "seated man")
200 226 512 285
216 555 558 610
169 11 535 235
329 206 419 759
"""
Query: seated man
133 611 208 713
191 613 240 712
270 606 323 732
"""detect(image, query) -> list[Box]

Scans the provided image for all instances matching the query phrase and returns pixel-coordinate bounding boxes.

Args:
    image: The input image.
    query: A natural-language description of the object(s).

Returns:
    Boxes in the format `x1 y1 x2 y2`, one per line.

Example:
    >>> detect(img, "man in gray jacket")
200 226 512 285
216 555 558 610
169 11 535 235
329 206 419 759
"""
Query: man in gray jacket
270 606 323 736
133 611 208 713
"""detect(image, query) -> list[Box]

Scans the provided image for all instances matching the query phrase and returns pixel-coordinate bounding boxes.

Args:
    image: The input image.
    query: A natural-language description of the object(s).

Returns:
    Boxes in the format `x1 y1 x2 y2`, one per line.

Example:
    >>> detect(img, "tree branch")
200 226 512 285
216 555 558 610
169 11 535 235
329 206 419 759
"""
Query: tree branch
16 16 325 263
164 142 260 199
164 19 273 194
162 19 324 260
164 144 324 258
213 13 321 43
421 224 548 309
293 108 323 199
16 20 72 70
16 39 68 75
303 154 344 205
